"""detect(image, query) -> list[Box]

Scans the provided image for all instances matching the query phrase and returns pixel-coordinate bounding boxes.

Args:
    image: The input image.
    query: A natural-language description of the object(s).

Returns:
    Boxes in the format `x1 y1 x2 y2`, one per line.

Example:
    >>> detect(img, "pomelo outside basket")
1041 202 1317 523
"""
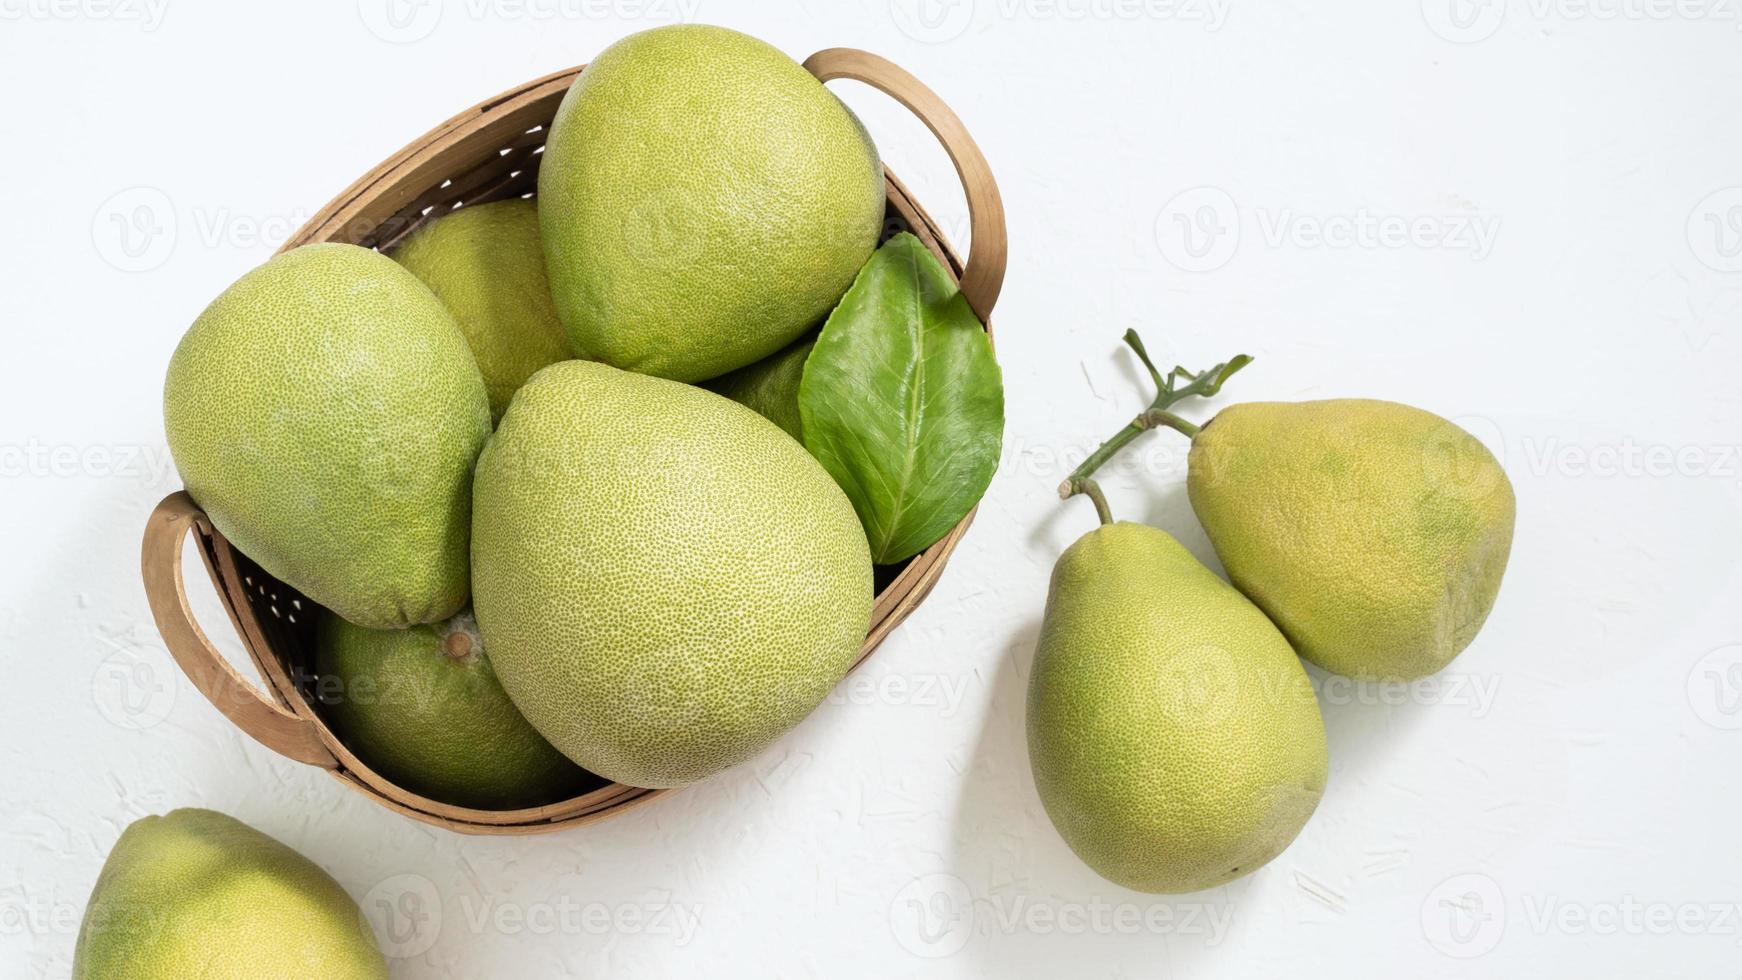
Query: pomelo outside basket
140 49 1006 835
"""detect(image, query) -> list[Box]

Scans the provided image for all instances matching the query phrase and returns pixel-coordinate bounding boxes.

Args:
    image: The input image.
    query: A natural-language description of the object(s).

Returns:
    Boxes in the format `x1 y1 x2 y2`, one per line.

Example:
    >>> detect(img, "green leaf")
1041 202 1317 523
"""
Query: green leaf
799 233 1004 565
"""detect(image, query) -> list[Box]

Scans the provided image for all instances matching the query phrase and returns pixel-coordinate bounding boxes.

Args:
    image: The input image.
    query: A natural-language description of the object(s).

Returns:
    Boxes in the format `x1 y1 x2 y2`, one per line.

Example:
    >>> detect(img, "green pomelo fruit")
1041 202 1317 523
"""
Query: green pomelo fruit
471 360 873 788
1188 399 1516 681
537 24 885 382
163 243 490 629
1027 522 1328 894
702 333 814 441
74 808 386 979
390 199 571 421
314 610 599 810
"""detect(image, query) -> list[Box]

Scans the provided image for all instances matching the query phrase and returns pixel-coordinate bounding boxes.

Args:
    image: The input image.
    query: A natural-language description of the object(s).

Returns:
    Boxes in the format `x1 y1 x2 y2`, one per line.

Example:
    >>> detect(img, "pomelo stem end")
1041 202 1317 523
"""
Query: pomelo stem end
443 630 473 660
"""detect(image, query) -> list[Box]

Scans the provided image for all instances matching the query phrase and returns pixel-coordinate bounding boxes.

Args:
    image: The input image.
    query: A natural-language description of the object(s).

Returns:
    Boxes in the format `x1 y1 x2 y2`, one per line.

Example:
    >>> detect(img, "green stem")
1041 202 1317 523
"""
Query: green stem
1057 330 1252 520
1060 477 1114 525
1137 408 1201 438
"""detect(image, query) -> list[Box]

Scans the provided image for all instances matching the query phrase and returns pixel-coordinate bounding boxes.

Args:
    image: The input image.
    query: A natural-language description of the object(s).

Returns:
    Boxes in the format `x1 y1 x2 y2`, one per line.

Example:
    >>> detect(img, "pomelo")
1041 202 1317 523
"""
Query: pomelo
163 243 490 629
1028 522 1328 894
1187 400 1516 680
537 25 885 382
470 360 873 788
391 199 570 421
702 333 814 442
314 610 599 810
74 809 386 979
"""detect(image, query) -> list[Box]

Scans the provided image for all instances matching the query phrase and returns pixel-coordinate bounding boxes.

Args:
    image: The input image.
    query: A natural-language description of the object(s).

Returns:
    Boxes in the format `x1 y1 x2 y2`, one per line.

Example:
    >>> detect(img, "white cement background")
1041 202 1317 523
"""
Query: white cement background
3 1 1741 977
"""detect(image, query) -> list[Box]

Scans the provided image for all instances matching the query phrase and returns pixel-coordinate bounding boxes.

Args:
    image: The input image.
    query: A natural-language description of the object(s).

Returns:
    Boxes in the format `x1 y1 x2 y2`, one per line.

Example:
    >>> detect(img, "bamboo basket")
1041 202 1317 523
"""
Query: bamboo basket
139 49 1006 835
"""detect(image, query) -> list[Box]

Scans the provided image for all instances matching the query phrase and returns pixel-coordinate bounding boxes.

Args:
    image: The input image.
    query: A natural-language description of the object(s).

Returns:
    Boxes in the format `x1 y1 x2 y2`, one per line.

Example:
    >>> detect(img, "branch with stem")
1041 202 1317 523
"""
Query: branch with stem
1058 330 1251 525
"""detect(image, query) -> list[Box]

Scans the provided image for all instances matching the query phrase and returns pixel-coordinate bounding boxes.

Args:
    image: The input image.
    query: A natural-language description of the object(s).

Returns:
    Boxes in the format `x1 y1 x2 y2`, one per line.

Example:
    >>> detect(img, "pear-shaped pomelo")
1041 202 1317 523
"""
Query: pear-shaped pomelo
74 808 386 979
1187 399 1515 680
702 333 815 442
537 24 885 382
163 242 491 629
1028 522 1328 894
471 360 873 788
390 199 571 421
314 610 600 810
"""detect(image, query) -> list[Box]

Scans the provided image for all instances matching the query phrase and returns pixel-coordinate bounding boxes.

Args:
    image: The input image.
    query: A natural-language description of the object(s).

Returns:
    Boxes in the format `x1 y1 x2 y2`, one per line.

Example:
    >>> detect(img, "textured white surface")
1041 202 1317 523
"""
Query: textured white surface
2 2 1741 977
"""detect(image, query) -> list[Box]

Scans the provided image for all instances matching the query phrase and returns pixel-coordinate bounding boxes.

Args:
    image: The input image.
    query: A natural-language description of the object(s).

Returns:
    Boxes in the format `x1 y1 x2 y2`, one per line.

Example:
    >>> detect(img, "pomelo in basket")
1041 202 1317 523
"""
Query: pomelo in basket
163 243 490 629
314 610 598 810
537 24 885 382
470 360 873 788
74 808 387 978
391 199 570 422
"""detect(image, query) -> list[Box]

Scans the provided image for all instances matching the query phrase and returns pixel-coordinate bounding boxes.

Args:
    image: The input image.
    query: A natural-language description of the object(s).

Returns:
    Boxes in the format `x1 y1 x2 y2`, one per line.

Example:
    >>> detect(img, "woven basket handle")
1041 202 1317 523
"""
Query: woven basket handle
805 48 1007 322
141 492 336 768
